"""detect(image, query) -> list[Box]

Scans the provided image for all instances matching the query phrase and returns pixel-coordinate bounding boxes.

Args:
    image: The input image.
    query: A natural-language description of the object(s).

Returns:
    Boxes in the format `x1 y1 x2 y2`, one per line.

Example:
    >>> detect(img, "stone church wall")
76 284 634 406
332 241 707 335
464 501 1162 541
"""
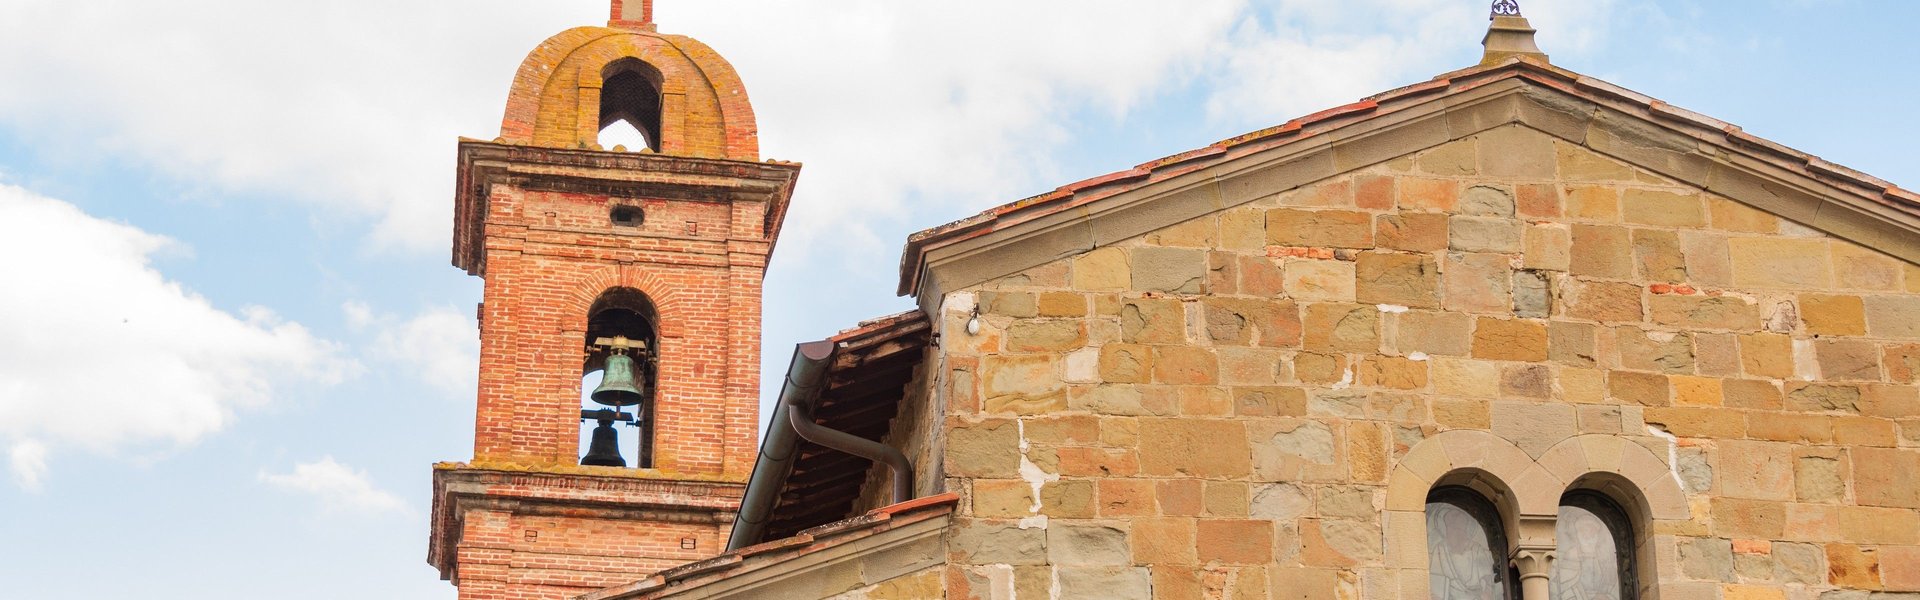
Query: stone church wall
928 124 1920 598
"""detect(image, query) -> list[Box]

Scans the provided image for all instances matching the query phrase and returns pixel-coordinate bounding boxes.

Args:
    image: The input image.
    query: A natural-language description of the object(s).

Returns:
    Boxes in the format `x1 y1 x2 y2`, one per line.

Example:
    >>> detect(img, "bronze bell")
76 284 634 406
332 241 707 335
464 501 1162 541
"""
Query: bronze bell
591 352 646 407
580 416 626 467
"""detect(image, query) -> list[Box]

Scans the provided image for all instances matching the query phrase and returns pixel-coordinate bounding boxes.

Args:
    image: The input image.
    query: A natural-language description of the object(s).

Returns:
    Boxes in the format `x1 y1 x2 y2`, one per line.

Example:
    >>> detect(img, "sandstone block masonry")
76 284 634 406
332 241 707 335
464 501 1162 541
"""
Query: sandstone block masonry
930 125 1920 599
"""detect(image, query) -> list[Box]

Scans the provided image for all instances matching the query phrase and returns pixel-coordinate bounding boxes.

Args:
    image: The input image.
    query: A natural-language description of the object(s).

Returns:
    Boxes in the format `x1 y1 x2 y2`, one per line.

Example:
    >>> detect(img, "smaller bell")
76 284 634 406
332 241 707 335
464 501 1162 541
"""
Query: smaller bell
580 416 626 467
591 352 647 407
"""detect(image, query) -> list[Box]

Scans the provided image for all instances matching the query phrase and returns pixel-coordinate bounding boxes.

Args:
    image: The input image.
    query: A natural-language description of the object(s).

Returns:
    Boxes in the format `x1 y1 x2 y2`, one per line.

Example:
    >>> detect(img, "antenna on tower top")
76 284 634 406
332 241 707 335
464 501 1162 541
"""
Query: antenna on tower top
1491 0 1522 18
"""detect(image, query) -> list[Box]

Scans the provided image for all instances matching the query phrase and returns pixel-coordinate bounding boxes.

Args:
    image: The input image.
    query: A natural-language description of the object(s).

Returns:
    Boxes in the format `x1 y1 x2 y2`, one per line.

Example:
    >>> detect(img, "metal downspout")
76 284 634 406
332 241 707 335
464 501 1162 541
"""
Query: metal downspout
725 340 831 551
723 339 918 551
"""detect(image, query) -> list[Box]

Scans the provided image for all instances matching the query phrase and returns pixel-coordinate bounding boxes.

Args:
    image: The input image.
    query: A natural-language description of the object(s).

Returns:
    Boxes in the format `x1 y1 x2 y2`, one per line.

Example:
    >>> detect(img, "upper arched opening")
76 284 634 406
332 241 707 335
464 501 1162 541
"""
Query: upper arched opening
494 26 760 160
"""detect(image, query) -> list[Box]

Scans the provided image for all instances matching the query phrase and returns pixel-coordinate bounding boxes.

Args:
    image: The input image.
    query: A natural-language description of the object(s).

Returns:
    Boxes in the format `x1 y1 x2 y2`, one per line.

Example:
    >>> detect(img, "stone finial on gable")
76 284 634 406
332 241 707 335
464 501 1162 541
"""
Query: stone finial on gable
610 0 656 31
1482 0 1549 65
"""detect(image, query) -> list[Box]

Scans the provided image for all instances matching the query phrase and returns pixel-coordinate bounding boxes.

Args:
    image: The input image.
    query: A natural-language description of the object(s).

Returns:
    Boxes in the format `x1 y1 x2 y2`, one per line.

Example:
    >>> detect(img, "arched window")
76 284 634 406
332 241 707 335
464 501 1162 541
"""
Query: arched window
1552 491 1637 600
1427 487 1519 600
579 287 660 468
598 58 663 152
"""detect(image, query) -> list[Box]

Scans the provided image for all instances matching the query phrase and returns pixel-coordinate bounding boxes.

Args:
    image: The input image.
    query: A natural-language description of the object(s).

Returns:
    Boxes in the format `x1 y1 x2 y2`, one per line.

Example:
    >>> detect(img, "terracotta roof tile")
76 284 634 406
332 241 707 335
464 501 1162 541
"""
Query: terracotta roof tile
895 57 1918 296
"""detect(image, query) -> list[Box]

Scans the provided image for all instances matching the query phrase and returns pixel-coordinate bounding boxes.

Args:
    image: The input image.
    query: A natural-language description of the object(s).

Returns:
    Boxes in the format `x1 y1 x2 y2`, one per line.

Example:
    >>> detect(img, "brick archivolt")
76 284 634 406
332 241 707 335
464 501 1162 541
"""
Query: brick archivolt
497 26 758 160
565 265 689 339
1384 430 1688 583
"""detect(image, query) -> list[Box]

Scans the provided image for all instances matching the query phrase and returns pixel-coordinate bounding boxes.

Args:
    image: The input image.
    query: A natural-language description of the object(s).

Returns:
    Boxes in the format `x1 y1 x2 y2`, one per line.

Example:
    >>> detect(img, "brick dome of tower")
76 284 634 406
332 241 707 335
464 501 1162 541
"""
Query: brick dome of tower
495 19 759 160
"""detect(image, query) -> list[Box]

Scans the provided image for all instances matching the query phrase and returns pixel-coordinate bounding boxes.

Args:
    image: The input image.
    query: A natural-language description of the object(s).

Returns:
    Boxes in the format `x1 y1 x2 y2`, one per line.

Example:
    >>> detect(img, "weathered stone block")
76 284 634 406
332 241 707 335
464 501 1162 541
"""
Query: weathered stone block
1472 317 1548 362
971 479 1036 518
1724 379 1783 410
1397 177 1458 212
1817 339 1882 381
1283 259 1356 302
1430 357 1501 398
1432 397 1491 428
949 518 1047 565
1397 310 1473 357
1512 270 1553 318
1046 523 1130 566
1570 224 1633 279
1153 346 1218 385
1491 401 1577 456
1622 188 1706 227
1557 142 1636 182
1131 247 1207 294
1449 216 1523 253
980 291 1038 317
1523 224 1571 271
1478 125 1556 178
1615 327 1695 374
1139 419 1251 478
1564 184 1621 222
1512 185 1559 220
1802 294 1868 336
1036 292 1087 317
1055 566 1151 599
1300 518 1383 567
1549 320 1598 366
1006 319 1085 352
1608 371 1670 406
1071 246 1131 291
1120 298 1184 344
1206 297 1303 348
1356 252 1440 309
945 419 1022 478
1146 217 1217 248
1740 333 1795 380
1443 252 1513 313
1303 303 1379 353
1730 238 1833 289
1719 440 1795 501
1855 447 1920 509
1375 212 1450 252
1234 386 1308 417
1785 383 1862 413
1460 185 1515 217
1632 228 1688 282
1196 519 1275 565
1220 208 1267 251
982 355 1065 413
1267 209 1374 248
1708 196 1780 233
1713 497 1786 538
1130 517 1196 565
1796 453 1847 503
1826 543 1882 590
1651 295 1759 331
1832 242 1903 291
1417 140 1477 175
1681 230 1733 287
1867 296 1920 340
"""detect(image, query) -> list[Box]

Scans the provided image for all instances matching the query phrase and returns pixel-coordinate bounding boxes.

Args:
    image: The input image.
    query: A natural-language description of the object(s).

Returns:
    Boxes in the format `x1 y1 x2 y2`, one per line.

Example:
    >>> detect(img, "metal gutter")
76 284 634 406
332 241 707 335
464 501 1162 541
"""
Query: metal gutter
725 340 831 551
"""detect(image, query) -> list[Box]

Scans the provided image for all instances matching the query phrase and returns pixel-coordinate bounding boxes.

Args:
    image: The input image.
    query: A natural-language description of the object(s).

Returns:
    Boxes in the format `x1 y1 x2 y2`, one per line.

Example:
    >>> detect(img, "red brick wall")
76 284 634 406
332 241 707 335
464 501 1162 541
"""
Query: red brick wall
473 184 766 478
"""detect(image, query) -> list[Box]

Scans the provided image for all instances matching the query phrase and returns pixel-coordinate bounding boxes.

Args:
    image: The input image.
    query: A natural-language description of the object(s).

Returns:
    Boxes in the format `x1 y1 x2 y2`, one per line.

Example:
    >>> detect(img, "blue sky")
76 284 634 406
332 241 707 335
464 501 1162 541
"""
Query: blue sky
0 0 1915 597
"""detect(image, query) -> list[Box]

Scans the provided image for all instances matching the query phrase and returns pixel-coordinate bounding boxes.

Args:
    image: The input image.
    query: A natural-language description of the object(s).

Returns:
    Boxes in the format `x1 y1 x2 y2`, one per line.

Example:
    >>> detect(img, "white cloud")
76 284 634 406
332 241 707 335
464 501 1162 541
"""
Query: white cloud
0 0 591 252
0 183 355 489
0 0 1626 263
9 440 48 491
345 302 479 395
259 456 407 514
670 0 1250 256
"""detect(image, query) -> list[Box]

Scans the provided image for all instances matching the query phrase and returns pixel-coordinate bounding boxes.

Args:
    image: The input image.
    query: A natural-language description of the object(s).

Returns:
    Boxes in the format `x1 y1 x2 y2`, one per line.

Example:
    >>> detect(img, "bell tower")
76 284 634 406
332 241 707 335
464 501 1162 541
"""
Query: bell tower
428 2 800 597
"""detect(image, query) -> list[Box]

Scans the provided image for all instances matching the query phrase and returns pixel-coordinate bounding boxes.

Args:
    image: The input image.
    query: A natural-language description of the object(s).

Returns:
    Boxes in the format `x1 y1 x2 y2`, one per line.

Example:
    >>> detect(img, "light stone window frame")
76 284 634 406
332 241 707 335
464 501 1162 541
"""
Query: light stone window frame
1386 430 1688 600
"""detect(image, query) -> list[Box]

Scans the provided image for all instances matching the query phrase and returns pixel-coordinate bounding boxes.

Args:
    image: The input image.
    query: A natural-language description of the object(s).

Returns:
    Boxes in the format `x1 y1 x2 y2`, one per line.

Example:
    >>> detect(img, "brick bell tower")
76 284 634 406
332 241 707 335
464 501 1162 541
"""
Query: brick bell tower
428 1 800 597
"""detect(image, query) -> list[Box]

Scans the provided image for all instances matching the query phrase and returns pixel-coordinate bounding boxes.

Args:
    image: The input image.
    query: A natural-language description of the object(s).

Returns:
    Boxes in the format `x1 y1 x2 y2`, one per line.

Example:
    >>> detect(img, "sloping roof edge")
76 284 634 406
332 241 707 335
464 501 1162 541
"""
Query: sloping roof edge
579 492 958 600
894 56 1920 299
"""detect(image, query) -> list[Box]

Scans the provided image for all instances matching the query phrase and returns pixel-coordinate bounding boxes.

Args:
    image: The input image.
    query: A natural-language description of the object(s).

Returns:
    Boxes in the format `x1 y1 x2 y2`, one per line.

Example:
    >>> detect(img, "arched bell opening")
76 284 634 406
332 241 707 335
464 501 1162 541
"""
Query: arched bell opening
598 57 664 152
578 286 660 468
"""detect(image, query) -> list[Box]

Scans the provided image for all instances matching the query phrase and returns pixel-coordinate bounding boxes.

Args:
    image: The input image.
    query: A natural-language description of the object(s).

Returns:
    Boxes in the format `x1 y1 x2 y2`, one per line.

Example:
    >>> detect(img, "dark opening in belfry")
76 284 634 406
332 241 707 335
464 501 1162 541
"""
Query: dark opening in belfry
579 287 660 468
598 58 664 151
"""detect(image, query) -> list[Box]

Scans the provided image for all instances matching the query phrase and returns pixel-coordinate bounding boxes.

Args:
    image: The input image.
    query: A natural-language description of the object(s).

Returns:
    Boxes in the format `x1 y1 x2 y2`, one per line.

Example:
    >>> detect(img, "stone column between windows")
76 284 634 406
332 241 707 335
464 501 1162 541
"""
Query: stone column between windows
1511 546 1555 600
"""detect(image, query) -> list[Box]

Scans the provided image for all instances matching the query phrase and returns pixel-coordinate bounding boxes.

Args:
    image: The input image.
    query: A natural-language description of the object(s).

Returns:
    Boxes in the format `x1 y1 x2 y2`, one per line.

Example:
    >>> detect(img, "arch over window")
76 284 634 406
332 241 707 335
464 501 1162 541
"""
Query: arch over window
599 58 664 151
1427 487 1520 600
580 287 660 468
1552 491 1637 600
